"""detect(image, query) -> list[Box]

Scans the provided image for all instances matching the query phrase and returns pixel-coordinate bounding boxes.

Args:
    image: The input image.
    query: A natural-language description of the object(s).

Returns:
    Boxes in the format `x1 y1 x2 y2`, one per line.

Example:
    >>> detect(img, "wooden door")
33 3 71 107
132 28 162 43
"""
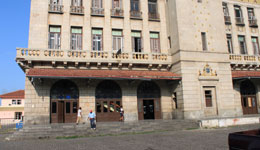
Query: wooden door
64 100 78 123
241 96 258 115
58 101 64 123
96 99 121 122
138 98 161 120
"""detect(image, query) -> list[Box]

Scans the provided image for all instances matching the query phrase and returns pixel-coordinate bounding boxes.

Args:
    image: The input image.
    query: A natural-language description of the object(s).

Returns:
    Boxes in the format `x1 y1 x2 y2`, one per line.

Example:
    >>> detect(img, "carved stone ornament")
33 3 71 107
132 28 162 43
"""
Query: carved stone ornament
199 64 217 76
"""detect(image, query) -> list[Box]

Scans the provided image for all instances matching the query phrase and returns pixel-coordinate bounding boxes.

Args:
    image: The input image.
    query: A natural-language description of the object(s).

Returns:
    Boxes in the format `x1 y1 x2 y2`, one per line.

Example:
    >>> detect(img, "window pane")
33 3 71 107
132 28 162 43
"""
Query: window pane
103 101 108 112
66 102 71 113
116 101 121 112
96 101 101 113
52 102 57 113
110 101 115 112
73 102 77 113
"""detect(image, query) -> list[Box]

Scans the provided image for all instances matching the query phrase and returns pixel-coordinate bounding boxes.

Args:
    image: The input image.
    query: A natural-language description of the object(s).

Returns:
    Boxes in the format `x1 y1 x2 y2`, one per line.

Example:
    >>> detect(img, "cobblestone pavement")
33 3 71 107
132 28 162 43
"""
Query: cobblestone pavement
0 124 259 150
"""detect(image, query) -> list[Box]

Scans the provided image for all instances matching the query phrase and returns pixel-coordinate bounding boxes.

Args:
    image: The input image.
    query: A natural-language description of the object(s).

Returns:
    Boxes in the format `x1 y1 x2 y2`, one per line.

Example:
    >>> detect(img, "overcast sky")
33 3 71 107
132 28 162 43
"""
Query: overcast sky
0 0 31 96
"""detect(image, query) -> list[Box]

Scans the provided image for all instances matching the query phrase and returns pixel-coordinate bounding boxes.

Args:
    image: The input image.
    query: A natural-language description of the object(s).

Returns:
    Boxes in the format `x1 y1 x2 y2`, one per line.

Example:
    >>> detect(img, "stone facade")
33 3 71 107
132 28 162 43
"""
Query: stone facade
16 0 260 125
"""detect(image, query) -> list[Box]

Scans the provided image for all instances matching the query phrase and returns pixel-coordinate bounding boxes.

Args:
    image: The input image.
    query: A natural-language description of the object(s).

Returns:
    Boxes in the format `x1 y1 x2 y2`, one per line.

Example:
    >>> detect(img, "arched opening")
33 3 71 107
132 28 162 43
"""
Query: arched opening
50 80 79 123
137 81 161 120
95 80 122 122
240 80 258 114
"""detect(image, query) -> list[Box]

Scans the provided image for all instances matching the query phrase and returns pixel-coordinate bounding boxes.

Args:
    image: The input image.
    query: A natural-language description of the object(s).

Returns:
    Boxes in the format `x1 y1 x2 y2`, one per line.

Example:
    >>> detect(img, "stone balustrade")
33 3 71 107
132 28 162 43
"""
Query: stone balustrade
16 48 172 65
229 54 260 63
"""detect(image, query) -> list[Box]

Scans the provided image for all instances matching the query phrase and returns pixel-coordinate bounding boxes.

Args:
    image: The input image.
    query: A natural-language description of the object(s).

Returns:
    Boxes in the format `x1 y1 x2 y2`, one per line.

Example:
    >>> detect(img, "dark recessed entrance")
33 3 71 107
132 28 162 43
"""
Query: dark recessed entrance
137 81 161 120
240 80 258 115
50 80 79 123
95 80 122 122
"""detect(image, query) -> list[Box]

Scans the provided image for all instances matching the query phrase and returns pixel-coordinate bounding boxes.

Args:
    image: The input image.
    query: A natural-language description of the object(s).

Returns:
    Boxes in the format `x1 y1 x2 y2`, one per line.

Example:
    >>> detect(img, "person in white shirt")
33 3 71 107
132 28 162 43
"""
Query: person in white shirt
119 106 124 122
76 107 82 125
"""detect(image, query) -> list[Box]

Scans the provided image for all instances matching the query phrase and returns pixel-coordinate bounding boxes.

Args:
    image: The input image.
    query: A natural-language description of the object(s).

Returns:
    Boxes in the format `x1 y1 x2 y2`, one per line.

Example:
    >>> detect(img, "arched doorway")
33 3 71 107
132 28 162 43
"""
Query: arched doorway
240 80 258 115
95 80 122 122
50 80 79 123
137 81 161 120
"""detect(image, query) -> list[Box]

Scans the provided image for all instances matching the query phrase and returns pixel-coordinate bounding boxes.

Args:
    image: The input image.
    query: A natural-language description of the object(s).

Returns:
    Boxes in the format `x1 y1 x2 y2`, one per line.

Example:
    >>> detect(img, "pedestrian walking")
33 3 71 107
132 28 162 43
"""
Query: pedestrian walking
88 110 96 130
76 107 82 125
119 106 124 122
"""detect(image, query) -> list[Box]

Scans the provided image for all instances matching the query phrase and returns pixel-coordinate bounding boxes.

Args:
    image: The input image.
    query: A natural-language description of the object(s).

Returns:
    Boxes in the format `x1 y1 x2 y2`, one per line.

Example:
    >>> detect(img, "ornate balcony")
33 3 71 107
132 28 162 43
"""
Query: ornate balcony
148 13 160 21
70 6 84 15
224 16 231 24
249 17 258 28
16 48 172 70
130 11 142 19
91 7 104 16
229 54 260 69
49 4 63 14
235 17 245 26
111 8 124 17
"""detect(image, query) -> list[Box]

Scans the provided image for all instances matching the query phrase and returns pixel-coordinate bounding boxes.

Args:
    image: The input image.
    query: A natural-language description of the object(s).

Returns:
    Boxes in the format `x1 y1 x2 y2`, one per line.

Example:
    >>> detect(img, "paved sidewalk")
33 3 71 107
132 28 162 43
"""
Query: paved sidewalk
0 124 259 150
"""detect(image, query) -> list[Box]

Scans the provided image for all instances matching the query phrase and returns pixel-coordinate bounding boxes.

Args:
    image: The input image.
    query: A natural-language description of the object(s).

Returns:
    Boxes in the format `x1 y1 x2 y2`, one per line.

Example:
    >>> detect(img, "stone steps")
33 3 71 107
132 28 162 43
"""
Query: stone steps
7 120 199 140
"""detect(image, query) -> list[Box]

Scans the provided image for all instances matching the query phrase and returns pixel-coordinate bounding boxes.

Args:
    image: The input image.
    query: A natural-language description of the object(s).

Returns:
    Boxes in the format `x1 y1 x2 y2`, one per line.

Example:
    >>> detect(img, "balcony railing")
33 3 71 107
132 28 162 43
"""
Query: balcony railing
148 13 160 21
16 48 171 65
70 6 84 15
111 8 124 17
130 10 142 19
249 17 258 27
49 4 63 13
229 54 260 63
224 16 231 24
235 17 245 25
91 7 104 16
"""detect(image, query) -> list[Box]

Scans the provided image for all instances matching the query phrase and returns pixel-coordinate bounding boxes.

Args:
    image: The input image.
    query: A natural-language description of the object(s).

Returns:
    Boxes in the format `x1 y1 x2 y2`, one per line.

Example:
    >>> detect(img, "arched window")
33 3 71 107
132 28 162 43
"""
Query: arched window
95 80 122 99
240 80 256 95
50 80 79 99
137 81 161 98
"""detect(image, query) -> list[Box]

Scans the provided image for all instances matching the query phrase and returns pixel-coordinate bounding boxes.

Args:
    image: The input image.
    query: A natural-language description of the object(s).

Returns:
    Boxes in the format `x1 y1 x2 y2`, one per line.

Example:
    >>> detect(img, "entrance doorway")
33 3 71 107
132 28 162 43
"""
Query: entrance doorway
240 80 258 115
137 81 161 120
50 80 79 123
95 80 122 122
143 100 155 119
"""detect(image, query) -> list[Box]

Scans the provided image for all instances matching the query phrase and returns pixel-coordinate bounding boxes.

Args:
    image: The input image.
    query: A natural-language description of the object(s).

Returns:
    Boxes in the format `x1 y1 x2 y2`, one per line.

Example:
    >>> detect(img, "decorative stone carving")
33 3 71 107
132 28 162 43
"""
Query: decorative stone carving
199 64 217 76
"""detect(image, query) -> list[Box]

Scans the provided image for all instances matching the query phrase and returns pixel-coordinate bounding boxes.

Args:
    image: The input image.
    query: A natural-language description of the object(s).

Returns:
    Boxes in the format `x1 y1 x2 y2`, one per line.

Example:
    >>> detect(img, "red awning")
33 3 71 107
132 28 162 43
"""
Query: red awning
27 69 181 80
232 71 260 79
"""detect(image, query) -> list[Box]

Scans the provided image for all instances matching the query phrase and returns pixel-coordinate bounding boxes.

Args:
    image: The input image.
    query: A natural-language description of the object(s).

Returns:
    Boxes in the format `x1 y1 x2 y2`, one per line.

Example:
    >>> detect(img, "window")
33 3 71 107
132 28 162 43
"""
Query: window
103 101 108 112
227 34 233 54
205 90 213 107
148 0 157 14
234 6 244 25
131 31 142 52
71 0 82 6
247 8 255 20
112 30 123 52
49 0 63 13
131 0 140 12
49 26 61 49
50 0 62 5
238 36 247 54
15 112 22 120
17 100 21 105
222 3 229 16
92 29 103 51
12 100 16 105
66 102 71 113
71 27 82 50
150 32 160 53
92 0 102 8
201 32 207 51
73 102 77 113
252 37 260 55
112 0 121 9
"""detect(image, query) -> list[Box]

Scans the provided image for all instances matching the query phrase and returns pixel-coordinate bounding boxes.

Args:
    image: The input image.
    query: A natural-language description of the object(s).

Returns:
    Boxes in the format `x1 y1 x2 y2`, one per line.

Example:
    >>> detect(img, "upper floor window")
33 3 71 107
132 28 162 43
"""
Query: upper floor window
226 34 233 54
15 112 22 120
49 0 63 13
238 35 247 54
71 27 82 50
201 32 207 51
234 6 244 25
71 0 84 14
112 30 124 52
248 8 258 27
17 100 22 105
92 0 104 15
12 100 16 105
150 32 160 53
252 37 260 55
49 26 61 49
92 29 103 51
223 3 231 24
131 31 142 52
148 0 159 20
130 0 141 18
111 0 123 17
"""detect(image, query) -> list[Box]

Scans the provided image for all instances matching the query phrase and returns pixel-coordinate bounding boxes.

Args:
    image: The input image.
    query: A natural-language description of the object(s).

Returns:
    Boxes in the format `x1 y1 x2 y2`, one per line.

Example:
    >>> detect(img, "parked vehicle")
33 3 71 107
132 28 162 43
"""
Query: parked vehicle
229 129 260 150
